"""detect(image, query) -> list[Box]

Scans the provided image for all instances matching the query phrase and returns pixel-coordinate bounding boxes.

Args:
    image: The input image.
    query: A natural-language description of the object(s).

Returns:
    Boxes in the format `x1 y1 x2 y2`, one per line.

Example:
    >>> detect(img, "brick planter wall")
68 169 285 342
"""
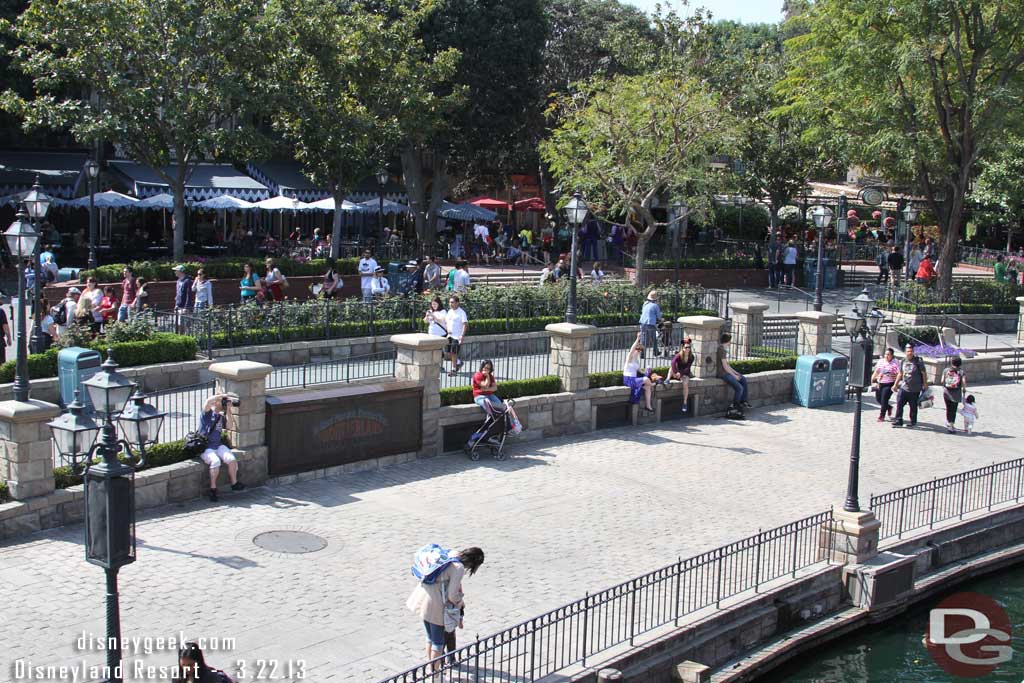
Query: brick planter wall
626 267 768 288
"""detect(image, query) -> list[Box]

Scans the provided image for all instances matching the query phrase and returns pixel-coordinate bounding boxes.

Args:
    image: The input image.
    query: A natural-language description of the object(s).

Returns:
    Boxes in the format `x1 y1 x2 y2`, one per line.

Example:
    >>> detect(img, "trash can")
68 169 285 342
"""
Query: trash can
57 267 80 283
817 352 849 405
793 355 831 407
803 258 838 289
57 347 102 409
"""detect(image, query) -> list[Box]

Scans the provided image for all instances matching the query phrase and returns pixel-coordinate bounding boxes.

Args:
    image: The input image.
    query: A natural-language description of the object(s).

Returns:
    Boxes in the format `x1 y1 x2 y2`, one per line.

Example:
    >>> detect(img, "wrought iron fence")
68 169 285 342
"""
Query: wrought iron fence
870 458 1024 541
440 336 551 390
729 319 797 360
377 510 834 683
267 351 397 390
144 380 217 445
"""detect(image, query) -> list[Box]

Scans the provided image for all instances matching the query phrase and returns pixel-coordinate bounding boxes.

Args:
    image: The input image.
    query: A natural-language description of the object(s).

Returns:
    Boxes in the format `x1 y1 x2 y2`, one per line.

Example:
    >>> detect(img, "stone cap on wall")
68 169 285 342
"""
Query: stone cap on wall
729 302 770 314
391 333 448 351
208 360 273 381
545 322 597 338
1017 296 1024 305
794 311 837 324
677 315 726 328
0 399 61 422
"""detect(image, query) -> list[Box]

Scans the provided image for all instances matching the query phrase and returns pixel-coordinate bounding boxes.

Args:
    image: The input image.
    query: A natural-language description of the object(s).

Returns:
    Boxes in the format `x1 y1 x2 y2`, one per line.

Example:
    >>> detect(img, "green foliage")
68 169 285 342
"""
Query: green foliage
646 256 760 270
80 258 351 283
54 323 95 350
439 376 562 406
886 302 1018 314
894 327 940 348
53 440 193 490
0 480 9 503
102 317 155 344
971 136 1024 241
53 465 81 490
0 334 196 384
731 356 797 373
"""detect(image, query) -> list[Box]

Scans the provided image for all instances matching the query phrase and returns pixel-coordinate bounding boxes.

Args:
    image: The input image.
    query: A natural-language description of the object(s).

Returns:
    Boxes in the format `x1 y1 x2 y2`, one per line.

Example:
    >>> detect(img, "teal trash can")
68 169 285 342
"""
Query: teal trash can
57 347 102 409
793 355 831 407
817 352 849 405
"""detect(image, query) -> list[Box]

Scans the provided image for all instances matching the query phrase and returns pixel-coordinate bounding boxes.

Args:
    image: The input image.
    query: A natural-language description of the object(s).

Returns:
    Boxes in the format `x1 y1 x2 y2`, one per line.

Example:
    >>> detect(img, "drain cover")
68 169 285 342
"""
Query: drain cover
252 530 328 554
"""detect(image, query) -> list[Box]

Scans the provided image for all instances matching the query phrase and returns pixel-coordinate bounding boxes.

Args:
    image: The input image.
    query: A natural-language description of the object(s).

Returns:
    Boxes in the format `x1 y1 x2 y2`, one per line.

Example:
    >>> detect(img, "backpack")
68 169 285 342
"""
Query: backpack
944 369 962 390
411 543 460 584
52 299 69 326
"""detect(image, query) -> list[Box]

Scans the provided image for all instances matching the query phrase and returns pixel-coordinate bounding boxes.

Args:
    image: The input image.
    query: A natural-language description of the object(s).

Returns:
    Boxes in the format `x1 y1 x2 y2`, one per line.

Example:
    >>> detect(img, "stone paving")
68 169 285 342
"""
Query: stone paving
2 379 1023 683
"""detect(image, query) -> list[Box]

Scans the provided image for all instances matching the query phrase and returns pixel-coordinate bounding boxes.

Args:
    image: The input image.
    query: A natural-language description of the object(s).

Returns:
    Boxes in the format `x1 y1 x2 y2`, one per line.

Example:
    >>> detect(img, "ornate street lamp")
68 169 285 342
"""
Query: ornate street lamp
811 205 834 312
510 183 519 230
48 351 153 683
3 211 40 402
86 160 100 271
22 177 52 354
841 287 885 512
563 193 588 323
376 169 388 241
118 391 166 461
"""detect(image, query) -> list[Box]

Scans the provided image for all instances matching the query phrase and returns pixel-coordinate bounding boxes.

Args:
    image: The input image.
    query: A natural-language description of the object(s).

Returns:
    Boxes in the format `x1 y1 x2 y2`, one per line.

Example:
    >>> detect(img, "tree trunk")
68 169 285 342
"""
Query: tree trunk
330 189 344 259
401 146 427 241
538 159 559 228
426 152 448 247
171 181 187 262
936 187 965 299
631 202 659 288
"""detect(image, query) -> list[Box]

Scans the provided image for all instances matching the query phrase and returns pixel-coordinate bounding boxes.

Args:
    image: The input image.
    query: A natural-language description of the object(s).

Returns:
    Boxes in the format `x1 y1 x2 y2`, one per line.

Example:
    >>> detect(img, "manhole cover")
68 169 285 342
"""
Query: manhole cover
252 530 328 554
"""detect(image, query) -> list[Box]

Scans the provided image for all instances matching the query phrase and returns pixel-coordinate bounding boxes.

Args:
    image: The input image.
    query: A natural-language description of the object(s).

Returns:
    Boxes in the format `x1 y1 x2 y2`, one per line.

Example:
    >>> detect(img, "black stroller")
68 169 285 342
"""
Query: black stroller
464 398 517 461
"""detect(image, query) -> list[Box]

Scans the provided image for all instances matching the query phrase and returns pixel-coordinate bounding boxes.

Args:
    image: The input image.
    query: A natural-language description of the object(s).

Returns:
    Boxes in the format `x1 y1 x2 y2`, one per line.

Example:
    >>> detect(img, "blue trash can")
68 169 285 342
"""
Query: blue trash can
57 347 102 409
57 267 80 283
793 355 831 407
817 352 849 405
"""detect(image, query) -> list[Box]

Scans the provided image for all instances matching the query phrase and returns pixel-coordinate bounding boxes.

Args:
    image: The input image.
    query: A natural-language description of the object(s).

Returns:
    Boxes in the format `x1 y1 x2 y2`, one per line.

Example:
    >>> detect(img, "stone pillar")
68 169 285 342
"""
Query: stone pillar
675 662 711 683
208 361 272 451
795 311 836 356
677 315 726 378
1017 297 1024 344
821 508 881 564
0 399 61 500
392 333 447 456
545 323 596 392
729 303 770 358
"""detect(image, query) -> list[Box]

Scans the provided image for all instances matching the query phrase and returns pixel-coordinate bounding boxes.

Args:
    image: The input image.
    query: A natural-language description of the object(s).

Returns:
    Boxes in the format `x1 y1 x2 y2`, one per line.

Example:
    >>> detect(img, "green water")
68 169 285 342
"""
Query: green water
755 565 1024 683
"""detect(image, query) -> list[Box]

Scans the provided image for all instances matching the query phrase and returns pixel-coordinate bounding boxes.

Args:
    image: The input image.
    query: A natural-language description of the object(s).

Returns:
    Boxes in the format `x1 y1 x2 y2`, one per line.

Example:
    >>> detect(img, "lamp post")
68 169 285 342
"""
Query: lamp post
3 211 40 402
376 169 388 243
22 178 52 354
811 205 834 312
86 160 100 272
510 183 519 230
564 192 588 323
902 201 919 280
841 287 884 512
47 353 164 683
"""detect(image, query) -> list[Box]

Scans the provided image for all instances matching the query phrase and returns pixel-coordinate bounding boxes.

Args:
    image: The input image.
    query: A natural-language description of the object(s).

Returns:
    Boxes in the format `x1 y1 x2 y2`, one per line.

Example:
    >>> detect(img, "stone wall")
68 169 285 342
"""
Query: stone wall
884 310 1018 334
0 359 212 404
627 267 768 289
921 352 1004 384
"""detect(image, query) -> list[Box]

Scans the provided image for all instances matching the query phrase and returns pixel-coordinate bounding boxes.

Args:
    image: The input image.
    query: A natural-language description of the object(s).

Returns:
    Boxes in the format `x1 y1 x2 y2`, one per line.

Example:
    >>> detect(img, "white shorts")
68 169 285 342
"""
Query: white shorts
200 445 236 468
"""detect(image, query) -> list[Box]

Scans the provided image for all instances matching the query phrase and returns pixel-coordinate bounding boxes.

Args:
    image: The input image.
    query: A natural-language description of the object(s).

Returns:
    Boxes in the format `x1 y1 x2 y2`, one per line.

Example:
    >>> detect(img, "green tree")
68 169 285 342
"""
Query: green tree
262 0 458 257
781 0 1024 297
1 0 266 261
540 70 733 284
971 136 1024 251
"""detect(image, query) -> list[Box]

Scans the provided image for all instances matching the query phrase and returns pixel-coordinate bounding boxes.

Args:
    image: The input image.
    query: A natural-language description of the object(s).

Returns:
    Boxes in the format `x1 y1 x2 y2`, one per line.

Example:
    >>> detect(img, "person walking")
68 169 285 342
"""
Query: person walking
875 247 890 285
940 357 967 434
783 241 798 286
638 290 662 357
239 263 262 303
358 249 378 302
173 265 192 316
423 256 442 291
892 343 927 428
452 261 471 293
424 296 447 342
118 266 137 321
192 269 213 311
444 295 468 376
406 547 485 668
766 236 781 288
871 347 899 421
887 246 905 287
263 258 287 302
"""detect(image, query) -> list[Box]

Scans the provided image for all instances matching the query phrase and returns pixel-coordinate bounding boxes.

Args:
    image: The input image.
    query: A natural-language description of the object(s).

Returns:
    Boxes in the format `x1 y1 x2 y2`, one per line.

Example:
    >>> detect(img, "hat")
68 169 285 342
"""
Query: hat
406 260 419 268
374 266 385 273
68 287 81 294
172 265 185 272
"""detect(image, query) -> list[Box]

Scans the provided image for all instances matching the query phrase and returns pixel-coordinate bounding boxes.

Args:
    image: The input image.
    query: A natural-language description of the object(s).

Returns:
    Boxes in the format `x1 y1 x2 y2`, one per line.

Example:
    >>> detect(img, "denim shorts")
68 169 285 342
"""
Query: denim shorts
423 620 445 649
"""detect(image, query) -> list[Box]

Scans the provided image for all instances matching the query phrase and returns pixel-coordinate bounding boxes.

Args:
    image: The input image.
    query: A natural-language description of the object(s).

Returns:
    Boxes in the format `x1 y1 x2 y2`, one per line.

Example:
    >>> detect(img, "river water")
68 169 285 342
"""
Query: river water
755 565 1024 683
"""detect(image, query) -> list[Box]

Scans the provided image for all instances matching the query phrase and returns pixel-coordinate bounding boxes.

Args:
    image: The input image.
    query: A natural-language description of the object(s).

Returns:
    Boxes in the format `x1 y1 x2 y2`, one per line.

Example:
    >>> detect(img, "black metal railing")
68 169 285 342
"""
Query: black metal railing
870 458 1024 541
377 510 834 683
753 318 799 358
439 336 551 390
267 351 397 390
145 380 217 444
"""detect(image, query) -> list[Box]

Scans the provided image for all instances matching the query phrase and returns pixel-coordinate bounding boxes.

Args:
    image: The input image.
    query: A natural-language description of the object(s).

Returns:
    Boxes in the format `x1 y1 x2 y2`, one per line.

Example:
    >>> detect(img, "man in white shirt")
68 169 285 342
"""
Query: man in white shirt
358 249 378 302
453 261 471 292
55 287 80 338
444 295 468 376
473 222 489 241
370 267 390 297
538 263 553 286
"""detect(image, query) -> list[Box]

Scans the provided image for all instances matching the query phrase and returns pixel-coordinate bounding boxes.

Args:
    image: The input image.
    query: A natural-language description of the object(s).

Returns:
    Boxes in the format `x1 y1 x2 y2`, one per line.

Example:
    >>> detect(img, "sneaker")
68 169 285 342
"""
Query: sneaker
877 415 885 422
886 406 892 417
740 401 752 409
681 406 688 413
456 360 464 370
891 420 904 428
908 422 916 428
231 482 246 492
208 488 218 502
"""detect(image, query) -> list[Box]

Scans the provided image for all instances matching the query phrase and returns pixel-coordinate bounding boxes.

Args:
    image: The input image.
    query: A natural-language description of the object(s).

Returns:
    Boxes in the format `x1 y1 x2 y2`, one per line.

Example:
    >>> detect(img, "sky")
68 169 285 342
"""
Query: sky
624 0 783 25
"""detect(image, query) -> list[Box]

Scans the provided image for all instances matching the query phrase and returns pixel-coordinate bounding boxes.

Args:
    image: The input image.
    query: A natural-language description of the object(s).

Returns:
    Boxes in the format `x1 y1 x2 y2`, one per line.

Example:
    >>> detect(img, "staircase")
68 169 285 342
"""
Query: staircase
997 347 1024 381
840 269 992 288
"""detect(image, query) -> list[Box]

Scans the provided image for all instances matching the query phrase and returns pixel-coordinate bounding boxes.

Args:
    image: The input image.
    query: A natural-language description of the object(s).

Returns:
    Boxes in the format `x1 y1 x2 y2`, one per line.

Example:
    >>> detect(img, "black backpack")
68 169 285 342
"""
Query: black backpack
52 299 69 326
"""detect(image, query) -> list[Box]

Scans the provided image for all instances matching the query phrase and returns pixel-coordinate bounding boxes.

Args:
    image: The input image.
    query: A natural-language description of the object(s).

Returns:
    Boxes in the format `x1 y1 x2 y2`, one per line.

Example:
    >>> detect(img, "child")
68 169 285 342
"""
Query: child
959 395 979 434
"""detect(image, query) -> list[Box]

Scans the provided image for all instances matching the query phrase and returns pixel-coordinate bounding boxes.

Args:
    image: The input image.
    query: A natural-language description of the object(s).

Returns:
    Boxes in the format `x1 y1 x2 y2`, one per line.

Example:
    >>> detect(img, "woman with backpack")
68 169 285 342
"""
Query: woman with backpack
941 357 967 434
406 547 485 668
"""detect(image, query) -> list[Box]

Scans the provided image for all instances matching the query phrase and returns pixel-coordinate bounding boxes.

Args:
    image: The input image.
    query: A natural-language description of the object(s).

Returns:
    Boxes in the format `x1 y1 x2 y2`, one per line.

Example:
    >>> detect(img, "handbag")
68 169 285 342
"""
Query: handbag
184 431 209 457
440 577 462 633
918 387 935 410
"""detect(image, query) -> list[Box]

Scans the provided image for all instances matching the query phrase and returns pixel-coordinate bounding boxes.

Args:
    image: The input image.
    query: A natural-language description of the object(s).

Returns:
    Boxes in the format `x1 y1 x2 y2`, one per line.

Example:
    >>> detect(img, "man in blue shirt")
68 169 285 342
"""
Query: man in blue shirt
638 290 663 357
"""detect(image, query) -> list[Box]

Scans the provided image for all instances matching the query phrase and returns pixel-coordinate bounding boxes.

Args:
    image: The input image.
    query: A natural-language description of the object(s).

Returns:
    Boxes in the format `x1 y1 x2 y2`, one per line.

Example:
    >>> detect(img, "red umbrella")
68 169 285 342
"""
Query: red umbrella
513 196 546 212
467 196 511 210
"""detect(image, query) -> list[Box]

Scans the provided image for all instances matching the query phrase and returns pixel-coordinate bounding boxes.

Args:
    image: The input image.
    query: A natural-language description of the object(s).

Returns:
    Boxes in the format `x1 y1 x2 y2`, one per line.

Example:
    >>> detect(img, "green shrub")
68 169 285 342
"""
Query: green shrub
55 324 95 350
0 348 58 384
894 326 940 347
53 465 82 489
52 439 194 490
80 257 358 283
440 375 562 406
0 480 9 503
646 256 760 270
731 356 797 373
103 317 156 344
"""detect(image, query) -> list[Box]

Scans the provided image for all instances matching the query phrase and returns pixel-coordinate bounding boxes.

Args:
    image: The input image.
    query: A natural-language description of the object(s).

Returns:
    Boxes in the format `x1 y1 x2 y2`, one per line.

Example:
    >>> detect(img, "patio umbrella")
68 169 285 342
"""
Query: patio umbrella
306 197 364 212
513 196 546 212
255 195 313 238
195 195 256 243
66 190 139 209
467 196 511 211
357 198 409 215
439 201 497 222
134 193 177 210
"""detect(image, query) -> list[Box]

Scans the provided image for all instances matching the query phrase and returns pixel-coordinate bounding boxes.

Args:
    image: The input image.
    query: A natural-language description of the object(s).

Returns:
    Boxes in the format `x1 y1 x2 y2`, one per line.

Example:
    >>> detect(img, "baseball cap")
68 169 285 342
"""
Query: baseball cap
68 287 81 294
406 260 418 268
172 265 185 272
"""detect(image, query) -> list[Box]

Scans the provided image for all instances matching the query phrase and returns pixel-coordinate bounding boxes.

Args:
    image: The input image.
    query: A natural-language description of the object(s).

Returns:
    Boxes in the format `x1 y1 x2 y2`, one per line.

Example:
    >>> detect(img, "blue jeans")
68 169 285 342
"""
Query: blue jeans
583 238 598 261
117 304 130 322
423 620 445 650
722 373 748 405
474 394 503 411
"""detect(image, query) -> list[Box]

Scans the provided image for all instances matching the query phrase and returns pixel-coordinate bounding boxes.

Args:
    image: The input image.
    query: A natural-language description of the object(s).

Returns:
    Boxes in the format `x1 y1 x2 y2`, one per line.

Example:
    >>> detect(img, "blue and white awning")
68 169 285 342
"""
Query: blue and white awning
134 193 177 210
194 195 257 211
109 161 270 201
65 190 139 209
0 150 87 199
358 198 410 215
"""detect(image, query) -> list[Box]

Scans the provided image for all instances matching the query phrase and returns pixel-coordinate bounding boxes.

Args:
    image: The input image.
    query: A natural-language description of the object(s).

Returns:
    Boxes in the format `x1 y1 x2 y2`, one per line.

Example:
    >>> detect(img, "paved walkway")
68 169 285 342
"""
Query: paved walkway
3 379 1023 682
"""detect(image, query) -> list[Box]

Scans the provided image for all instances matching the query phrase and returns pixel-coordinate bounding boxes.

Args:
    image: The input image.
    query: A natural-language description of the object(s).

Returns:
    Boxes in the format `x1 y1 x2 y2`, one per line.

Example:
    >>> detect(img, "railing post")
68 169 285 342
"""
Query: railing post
581 592 590 665
897 494 907 539
673 559 682 626
792 523 800 575
754 529 763 592
715 553 723 608
987 468 996 511
529 618 537 682
929 483 937 529
369 300 376 337
958 476 967 519
302 363 308 389
1016 459 1023 501
629 579 638 646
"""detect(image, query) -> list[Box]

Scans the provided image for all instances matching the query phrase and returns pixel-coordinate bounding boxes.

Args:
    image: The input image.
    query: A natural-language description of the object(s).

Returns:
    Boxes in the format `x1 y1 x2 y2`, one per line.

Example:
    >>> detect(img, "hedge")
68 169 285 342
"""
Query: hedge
893 326 940 347
0 480 9 503
587 355 797 388
0 333 198 384
53 439 197 490
646 256 760 270
885 302 1018 314
440 376 562 406
79 257 359 283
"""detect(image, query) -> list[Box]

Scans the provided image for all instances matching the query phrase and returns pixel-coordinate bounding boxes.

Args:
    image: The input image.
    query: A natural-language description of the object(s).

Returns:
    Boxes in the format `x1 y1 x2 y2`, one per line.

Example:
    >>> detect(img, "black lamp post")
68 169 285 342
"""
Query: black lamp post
47 353 164 683
3 211 40 402
510 183 519 230
86 160 100 272
841 287 885 512
376 169 388 240
811 205 834 312
22 178 52 354
564 193 587 323
902 201 919 280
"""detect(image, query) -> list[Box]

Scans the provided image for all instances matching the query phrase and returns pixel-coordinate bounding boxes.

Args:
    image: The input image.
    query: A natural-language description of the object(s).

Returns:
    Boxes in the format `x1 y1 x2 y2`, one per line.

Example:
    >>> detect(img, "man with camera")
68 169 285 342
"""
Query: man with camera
199 393 246 502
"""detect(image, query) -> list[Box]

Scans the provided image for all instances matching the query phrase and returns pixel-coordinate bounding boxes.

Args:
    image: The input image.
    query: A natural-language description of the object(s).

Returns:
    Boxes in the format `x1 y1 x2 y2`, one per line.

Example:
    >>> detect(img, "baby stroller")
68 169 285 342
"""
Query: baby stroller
464 399 518 461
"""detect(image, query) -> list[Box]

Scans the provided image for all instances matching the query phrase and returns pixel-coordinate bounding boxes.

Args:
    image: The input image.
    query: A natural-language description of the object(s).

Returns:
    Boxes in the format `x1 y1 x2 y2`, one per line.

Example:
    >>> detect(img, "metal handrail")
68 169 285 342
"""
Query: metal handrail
940 314 990 352
775 284 816 312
